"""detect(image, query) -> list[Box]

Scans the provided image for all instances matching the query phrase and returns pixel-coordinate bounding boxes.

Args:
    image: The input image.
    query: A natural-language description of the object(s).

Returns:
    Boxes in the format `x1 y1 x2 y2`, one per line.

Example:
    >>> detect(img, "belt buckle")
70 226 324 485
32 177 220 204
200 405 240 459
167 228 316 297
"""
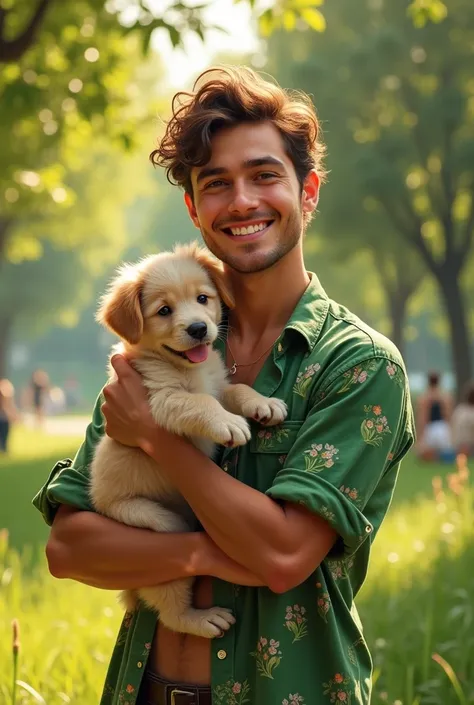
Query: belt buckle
170 687 195 705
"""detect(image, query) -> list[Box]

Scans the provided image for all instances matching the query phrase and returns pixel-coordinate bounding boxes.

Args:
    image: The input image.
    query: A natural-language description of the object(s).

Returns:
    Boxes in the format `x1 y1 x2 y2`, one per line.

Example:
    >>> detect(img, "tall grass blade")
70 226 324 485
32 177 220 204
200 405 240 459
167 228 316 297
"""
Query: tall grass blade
432 653 467 705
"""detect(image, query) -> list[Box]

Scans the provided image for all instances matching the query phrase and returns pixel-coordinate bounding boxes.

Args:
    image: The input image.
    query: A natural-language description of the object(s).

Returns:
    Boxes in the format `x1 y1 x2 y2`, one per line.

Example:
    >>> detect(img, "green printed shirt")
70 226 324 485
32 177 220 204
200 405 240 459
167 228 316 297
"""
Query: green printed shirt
33 273 415 705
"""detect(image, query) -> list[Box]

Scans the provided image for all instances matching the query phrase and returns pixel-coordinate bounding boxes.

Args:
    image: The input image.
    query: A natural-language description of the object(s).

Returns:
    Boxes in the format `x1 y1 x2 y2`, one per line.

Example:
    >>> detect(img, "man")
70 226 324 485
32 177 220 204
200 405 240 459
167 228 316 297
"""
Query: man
33 66 415 705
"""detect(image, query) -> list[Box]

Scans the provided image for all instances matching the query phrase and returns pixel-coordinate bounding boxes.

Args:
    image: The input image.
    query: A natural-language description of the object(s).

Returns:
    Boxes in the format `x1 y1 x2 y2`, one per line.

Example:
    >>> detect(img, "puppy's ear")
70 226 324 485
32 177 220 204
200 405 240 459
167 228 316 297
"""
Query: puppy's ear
191 244 235 310
97 266 144 344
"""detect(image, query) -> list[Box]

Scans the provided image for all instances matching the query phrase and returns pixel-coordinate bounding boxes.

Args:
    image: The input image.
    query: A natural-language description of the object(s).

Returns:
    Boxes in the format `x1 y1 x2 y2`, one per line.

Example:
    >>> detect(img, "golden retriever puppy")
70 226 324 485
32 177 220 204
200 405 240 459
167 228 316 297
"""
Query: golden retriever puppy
89 242 287 638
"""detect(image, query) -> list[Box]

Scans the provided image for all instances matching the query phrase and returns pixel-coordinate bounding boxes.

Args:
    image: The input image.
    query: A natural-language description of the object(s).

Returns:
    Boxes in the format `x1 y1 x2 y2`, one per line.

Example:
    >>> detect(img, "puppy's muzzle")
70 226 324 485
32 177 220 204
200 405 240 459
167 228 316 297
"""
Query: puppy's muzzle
187 322 208 340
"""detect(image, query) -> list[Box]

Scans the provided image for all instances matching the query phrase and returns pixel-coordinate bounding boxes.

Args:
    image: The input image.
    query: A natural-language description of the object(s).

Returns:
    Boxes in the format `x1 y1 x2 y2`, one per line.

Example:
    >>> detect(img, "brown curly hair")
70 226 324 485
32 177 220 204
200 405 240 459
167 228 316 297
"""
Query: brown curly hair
150 65 326 198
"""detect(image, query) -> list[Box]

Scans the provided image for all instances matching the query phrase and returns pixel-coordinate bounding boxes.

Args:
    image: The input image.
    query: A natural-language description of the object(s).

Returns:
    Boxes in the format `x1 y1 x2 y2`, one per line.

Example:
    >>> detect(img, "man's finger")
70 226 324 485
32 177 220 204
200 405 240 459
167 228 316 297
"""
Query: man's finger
110 354 131 377
111 354 143 390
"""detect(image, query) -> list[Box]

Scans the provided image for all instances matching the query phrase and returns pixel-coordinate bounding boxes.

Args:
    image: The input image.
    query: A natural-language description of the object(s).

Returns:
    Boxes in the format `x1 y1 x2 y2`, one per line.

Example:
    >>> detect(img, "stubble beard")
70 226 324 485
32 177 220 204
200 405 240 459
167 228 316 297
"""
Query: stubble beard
201 208 304 275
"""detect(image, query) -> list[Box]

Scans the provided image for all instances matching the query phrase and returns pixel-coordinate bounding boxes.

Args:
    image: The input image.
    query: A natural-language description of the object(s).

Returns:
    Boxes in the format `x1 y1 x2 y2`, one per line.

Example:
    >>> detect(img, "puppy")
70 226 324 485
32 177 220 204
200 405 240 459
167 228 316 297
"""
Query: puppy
89 242 287 638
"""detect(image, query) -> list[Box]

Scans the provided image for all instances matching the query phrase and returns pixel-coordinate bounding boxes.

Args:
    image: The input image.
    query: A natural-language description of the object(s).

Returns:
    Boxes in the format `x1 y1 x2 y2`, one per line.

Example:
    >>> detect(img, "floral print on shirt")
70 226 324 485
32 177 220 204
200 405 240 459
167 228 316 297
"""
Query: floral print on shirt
256 426 290 451
361 406 391 447
339 486 363 508
293 363 321 398
316 582 332 622
284 604 308 642
304 443 339 472
337 361 378 394
213 679 251 704
251 637 282 678
386 362 405 387
323 673 354 703
282 694 305 704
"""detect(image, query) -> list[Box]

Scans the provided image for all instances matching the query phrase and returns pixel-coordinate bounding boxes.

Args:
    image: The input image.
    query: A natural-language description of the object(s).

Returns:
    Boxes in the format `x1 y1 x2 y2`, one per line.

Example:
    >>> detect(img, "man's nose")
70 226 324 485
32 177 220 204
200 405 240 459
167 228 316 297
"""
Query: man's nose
228 183 259 214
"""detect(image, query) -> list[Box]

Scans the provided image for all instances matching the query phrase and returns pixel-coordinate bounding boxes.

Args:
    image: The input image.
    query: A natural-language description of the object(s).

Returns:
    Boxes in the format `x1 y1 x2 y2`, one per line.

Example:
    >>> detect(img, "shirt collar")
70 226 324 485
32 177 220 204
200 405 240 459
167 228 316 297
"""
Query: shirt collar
280 272 329 352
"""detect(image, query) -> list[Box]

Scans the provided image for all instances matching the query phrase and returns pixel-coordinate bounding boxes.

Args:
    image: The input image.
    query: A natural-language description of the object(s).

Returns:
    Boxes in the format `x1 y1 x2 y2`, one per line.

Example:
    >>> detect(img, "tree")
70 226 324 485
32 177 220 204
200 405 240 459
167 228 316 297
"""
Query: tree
0 128 153 378
267 0 473 395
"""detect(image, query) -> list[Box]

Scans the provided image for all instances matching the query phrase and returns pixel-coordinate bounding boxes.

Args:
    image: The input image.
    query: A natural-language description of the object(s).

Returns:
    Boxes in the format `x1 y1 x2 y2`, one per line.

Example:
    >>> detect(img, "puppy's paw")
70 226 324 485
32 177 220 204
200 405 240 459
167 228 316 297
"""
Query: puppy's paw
195 607 236 639
242 396 288 426
209 413 251 447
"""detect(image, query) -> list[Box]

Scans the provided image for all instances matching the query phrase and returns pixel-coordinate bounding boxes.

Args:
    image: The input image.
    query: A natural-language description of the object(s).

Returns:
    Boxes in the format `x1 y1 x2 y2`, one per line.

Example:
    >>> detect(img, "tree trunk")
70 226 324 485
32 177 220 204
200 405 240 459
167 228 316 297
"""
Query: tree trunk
0 216 11 262
387 289 408 357
437 272 472 400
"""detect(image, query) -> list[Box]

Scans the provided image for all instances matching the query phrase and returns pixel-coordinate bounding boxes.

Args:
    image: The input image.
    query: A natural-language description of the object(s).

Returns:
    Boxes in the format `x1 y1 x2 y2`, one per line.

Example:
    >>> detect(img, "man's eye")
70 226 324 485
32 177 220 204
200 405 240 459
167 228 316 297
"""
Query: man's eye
197 294 208 305
256 172 277 180
157 306 172 316
205 179 226 189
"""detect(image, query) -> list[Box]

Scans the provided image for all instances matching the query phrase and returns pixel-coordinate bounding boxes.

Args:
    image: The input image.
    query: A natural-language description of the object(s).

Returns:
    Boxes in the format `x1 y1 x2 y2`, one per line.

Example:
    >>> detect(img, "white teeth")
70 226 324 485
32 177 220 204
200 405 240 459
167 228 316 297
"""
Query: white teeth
230 222 268 236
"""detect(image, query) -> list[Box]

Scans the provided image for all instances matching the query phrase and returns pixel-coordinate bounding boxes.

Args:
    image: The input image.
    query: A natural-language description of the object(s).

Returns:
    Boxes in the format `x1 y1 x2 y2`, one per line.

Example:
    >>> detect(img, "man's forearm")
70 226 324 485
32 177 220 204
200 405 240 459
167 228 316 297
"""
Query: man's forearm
46 506 264 589
144 436 299 587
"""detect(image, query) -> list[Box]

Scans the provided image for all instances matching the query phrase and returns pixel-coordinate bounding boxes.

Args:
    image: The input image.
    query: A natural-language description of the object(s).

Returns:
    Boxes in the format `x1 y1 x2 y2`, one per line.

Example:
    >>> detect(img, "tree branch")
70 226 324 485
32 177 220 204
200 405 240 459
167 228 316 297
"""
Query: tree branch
376 191 438 275
400 76 456 252
0 0 52 63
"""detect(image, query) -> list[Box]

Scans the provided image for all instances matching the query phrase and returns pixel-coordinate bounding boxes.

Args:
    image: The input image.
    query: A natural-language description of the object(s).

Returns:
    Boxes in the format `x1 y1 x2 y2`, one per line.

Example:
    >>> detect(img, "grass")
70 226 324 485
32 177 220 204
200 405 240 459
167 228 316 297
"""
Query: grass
1 425 473 704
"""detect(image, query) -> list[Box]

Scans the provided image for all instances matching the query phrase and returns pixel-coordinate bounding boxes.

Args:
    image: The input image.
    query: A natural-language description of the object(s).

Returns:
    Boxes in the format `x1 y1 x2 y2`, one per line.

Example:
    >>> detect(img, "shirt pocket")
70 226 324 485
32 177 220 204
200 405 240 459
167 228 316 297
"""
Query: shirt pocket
248 420 303 492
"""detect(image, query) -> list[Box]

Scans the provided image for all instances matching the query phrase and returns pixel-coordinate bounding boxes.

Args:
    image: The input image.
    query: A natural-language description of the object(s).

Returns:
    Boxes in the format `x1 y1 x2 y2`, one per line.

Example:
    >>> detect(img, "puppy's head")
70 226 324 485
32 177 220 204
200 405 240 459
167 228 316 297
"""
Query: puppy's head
97 242 234 367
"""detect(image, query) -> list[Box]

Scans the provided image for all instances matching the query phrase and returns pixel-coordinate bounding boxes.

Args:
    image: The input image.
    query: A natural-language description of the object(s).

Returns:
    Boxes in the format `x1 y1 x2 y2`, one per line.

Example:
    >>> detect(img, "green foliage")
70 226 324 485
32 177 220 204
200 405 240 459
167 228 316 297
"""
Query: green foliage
266 0 474 385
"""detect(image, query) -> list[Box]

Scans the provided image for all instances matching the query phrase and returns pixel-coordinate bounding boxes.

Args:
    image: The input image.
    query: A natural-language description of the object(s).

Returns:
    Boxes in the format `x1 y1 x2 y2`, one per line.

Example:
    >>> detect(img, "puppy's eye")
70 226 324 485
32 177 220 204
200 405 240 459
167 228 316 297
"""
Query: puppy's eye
197 294 208 305
157 305 172 316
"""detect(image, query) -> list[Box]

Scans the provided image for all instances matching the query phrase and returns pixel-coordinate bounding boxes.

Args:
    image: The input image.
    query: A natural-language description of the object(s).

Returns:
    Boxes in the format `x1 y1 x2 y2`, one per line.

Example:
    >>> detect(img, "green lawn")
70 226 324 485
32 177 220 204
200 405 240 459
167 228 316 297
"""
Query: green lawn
0 425 84 554
1 425 472 704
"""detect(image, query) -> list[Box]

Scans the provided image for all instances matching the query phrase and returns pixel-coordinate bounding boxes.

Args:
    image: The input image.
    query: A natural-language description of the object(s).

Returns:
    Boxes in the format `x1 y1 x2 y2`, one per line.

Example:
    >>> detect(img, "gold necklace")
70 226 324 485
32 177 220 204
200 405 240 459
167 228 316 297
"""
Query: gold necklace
226 336 280 376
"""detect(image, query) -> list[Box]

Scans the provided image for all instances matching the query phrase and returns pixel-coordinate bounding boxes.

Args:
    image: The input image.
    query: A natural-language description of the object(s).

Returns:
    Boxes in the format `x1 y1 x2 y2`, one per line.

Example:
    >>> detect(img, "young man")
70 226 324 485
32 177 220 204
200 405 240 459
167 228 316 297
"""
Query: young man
33 66 415 705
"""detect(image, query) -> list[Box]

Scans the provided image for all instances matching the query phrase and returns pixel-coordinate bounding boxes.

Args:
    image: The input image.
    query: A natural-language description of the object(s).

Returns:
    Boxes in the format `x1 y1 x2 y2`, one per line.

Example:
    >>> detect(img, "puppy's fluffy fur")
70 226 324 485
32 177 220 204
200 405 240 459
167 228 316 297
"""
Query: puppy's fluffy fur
89 243 287 638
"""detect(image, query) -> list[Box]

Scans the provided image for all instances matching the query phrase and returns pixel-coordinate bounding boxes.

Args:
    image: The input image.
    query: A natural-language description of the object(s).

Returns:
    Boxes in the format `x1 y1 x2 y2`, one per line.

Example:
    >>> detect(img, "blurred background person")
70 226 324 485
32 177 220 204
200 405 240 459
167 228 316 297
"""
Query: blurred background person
416 371 453 461
0 378 20 453
28 369 50 428
451 381 474 457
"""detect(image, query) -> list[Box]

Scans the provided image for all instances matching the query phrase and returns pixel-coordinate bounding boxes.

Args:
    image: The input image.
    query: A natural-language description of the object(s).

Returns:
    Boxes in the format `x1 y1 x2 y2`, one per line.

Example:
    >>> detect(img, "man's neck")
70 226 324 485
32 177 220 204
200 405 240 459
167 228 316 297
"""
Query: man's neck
225 246 310 343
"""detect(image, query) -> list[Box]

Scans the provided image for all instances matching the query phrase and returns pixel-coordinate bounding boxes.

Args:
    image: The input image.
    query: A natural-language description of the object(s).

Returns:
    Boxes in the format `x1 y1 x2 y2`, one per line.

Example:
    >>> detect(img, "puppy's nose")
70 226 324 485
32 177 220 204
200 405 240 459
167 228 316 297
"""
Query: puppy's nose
187 322 208 340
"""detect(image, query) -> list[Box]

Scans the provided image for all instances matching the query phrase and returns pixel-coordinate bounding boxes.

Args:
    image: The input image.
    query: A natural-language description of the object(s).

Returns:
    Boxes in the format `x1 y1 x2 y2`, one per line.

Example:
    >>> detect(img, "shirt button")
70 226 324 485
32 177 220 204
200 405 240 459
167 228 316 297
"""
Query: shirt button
277 342 283 353
365 525 372 533
217 649 227 660
137 661 143 668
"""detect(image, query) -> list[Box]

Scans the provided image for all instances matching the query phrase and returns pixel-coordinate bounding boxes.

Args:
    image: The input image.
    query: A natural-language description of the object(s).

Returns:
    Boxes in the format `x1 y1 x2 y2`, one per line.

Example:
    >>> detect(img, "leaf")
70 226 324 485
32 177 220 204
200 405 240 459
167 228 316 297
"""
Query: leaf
283 10 296 31
432 654 468 705
16 681 46 703
258 8 274 37
300 7 326 32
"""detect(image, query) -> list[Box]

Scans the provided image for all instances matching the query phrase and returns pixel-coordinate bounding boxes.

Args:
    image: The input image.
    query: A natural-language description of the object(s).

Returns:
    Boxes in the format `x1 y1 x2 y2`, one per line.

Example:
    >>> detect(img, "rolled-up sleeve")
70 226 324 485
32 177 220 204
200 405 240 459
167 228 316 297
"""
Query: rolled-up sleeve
32 392 105 526
266 358 414 559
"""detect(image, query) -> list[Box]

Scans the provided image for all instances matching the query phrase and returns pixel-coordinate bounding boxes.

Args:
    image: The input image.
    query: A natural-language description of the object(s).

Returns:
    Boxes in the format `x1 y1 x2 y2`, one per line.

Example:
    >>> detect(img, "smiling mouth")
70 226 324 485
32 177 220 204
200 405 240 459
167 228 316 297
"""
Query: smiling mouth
221 220 274 236
163 343 210 363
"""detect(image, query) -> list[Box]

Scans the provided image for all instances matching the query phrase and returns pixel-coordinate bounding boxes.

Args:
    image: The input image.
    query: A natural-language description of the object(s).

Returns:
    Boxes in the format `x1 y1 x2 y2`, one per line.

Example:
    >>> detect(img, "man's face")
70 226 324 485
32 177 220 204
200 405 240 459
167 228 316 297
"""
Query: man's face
185 121 320 274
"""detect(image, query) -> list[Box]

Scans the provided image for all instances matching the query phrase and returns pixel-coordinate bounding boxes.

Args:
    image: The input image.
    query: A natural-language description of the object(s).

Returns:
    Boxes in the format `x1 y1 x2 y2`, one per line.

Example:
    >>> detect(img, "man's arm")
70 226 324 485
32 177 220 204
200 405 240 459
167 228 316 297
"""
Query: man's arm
46 505 265 589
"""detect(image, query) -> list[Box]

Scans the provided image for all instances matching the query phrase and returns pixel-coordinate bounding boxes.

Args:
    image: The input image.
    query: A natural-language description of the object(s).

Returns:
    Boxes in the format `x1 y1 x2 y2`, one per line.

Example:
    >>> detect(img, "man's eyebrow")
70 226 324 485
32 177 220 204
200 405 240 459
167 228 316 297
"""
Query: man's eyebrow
243 156 286 170
196 166 227 184
196 156 286 184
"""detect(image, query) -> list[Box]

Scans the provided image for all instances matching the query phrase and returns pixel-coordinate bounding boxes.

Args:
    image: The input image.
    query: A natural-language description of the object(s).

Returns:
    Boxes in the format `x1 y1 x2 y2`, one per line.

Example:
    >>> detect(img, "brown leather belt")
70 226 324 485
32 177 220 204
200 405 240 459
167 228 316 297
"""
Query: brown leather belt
137 669 212 705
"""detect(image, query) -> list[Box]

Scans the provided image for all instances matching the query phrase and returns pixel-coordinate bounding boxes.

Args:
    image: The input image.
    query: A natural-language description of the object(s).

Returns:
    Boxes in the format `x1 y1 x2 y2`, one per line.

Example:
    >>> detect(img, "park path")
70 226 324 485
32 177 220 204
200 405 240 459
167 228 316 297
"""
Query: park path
24 413 90 436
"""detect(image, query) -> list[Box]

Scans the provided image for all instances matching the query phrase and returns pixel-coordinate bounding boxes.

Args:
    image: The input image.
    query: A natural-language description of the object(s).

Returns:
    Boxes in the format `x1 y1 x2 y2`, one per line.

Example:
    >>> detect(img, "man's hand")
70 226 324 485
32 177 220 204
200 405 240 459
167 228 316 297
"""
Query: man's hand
102 355 157 450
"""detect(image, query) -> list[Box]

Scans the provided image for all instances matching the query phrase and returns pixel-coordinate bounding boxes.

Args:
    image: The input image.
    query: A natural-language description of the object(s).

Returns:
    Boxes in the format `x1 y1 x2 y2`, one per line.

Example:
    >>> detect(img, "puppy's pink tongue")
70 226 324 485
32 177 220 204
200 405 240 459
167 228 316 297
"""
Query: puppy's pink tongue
185 344 209 363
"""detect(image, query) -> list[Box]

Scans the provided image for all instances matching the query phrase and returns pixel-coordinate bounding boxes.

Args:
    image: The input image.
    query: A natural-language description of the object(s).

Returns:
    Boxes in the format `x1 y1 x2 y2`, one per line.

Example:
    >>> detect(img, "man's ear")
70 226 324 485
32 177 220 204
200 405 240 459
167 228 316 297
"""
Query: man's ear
301 170 320 217
96 265 144 344
184 192 200 229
